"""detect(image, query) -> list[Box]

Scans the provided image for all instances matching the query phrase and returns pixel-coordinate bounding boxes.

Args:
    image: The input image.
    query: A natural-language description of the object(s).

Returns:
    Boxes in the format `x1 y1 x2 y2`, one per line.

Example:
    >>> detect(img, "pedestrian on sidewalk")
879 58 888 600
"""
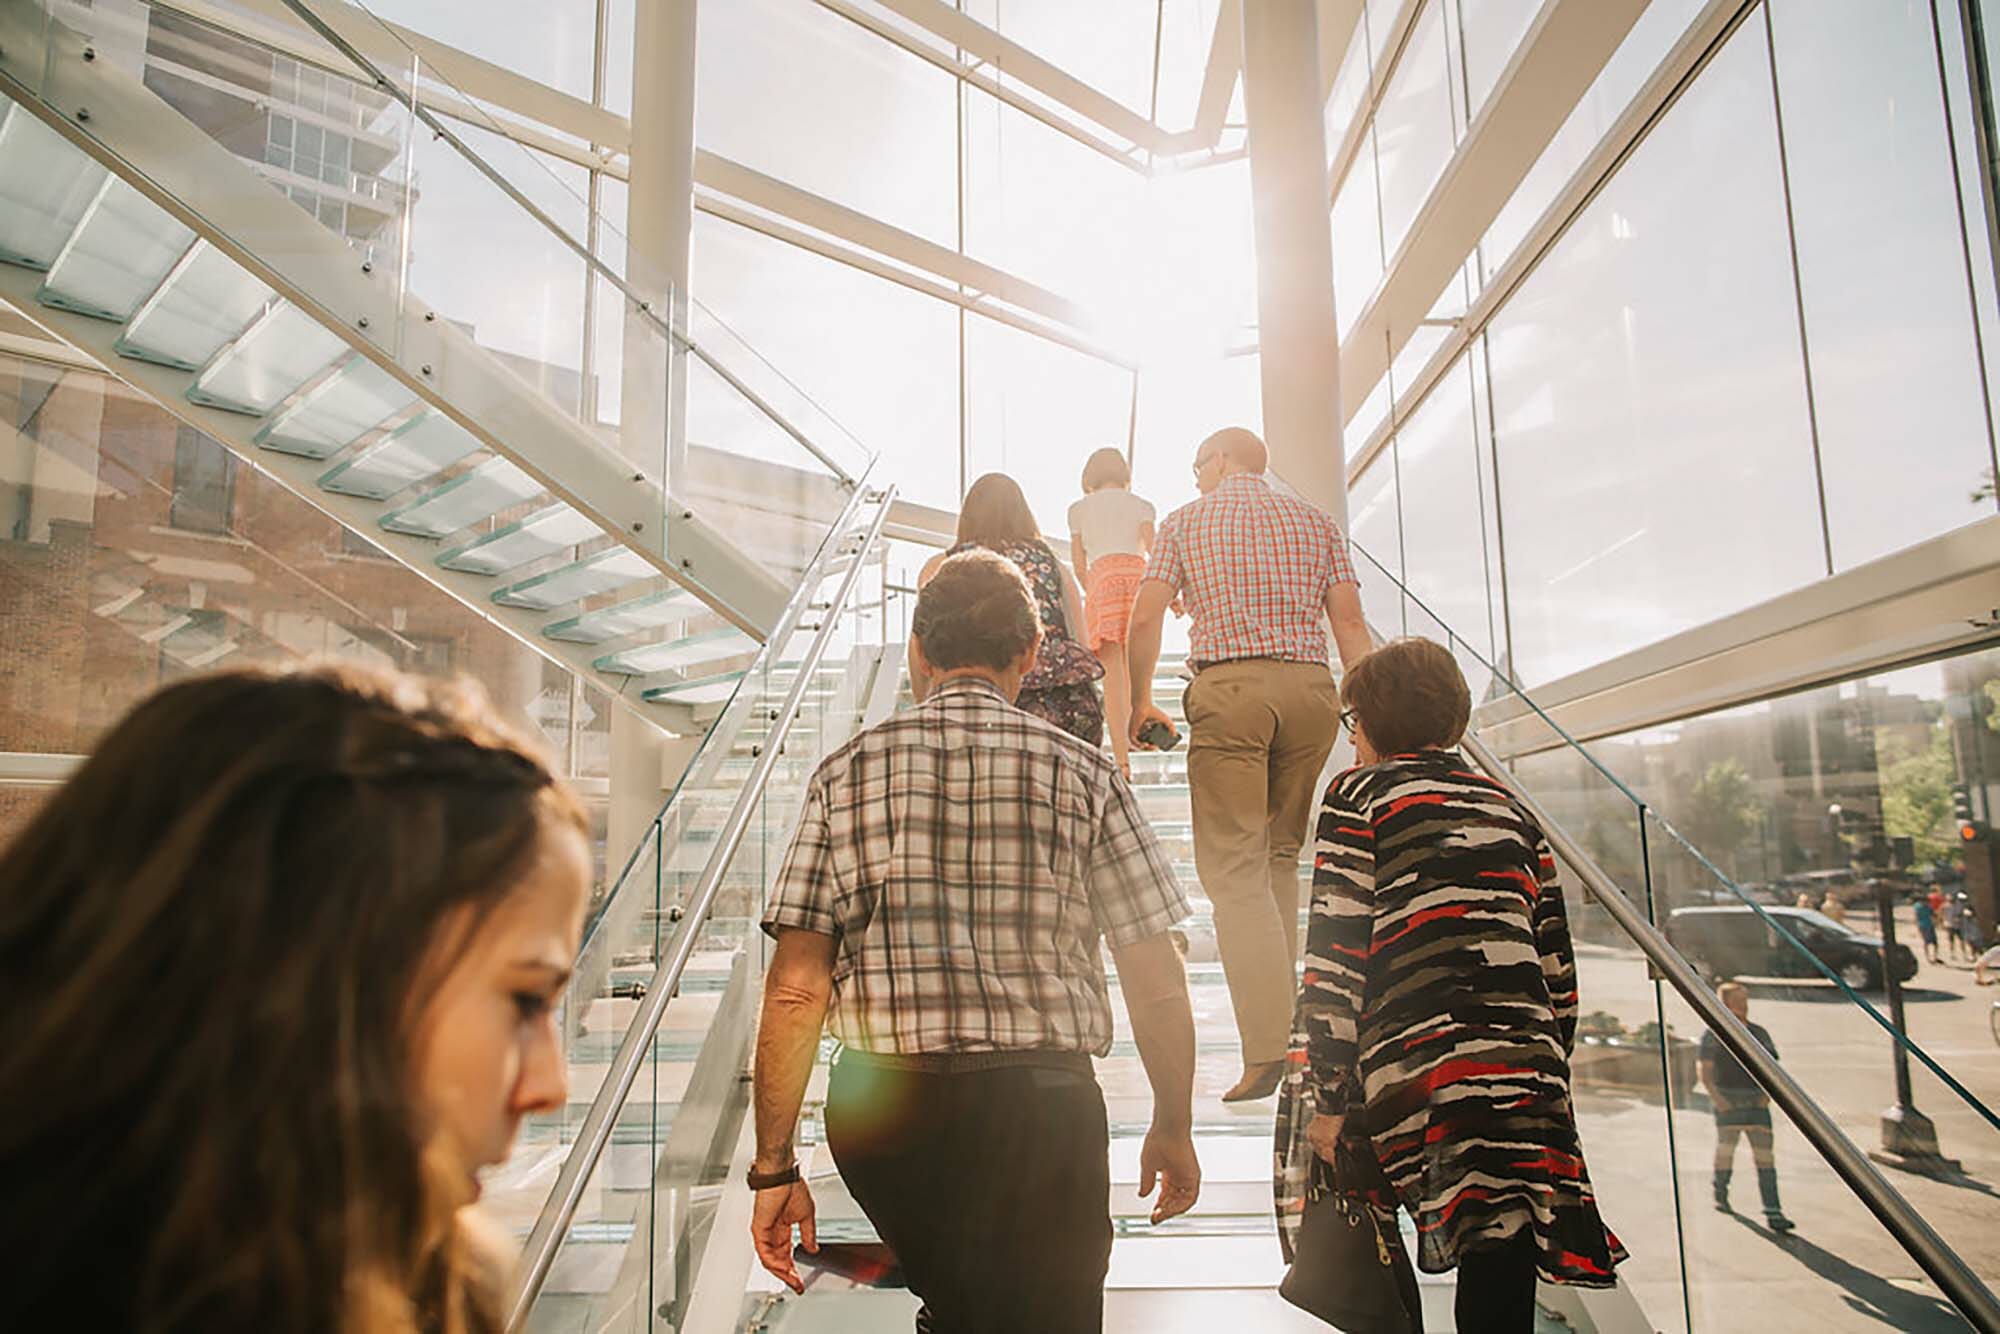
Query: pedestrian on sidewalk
1819 888 1848 926
1944 894 1968 961
1069 447 1157 777
1914 895 1940 965
1126 427 1373 1104
1698 981 1795 1234
1277 638 1625 1334
748 550 1202 1333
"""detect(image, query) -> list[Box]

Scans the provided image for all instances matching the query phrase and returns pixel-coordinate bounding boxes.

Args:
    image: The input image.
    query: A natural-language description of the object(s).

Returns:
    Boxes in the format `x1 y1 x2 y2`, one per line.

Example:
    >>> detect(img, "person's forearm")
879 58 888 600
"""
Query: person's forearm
1128 604 1165 699
1128 990 1196 1131
752 980 829 1169
1331 613 1372 672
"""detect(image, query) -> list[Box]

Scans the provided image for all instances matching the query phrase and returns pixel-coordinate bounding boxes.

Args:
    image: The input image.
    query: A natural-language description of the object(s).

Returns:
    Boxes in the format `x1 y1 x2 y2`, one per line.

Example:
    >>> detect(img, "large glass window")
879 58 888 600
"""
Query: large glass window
1347 454 1405 641
1371 0 1458 262
964 0 1161 117
1767 0 1999 569
697 0 959 249
965 318 1133 533
1456 0 1544 123
1393 358 1498 698
1484 21 1825 686
355 0 598 104
692 215 961 510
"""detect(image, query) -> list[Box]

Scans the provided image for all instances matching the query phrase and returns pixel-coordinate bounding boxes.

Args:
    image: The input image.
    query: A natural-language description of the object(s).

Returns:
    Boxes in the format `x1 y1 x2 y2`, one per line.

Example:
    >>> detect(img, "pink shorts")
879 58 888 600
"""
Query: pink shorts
1084 553 1148 650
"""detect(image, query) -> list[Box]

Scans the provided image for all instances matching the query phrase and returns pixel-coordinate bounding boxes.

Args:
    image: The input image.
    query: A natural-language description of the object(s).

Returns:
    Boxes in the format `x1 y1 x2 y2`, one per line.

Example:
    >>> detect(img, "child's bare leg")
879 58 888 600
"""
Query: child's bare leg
1100 643 1132 774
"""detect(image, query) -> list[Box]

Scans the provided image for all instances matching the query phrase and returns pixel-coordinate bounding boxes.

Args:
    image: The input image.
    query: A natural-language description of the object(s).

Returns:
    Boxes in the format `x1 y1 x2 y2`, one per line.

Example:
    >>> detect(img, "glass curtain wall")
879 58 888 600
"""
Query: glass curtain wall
1340 0 2000 692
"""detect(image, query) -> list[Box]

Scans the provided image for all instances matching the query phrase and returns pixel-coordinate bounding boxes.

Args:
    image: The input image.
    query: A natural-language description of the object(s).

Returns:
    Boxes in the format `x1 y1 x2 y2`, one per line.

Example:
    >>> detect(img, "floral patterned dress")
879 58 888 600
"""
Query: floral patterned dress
947 539 1104 744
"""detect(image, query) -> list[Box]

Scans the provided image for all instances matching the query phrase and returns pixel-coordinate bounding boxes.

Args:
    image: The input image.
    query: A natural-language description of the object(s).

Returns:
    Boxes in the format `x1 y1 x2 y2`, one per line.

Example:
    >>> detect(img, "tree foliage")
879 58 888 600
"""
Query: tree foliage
1881 720 1957 871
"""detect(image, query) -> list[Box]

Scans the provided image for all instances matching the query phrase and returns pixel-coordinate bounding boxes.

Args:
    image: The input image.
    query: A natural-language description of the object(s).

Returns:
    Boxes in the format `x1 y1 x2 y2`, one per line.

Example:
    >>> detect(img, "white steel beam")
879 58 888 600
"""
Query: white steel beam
1346 0 1750 479
694 150 1088 332
1476 516 2000 760
1187 0 1243 149
1337 0 1651 438
813 0 1147 171
866 0 1180 153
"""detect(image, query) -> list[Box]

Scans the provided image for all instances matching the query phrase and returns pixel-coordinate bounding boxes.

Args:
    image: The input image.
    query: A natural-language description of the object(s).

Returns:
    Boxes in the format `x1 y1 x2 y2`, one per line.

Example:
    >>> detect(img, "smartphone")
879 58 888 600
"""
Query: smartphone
794 1240 905 1288
1137 718 1182 751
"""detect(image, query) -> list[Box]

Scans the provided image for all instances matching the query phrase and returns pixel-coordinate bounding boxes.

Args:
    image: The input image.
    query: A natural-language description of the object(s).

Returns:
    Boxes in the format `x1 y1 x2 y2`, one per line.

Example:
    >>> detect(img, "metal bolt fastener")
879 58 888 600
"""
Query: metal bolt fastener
682 557 693 569
631 521 644 532
424 311 436 322
420 364 432 376
75 107 90 122
82 47 95 61
667 904 685 923
357 317 370 329
361 260 373 274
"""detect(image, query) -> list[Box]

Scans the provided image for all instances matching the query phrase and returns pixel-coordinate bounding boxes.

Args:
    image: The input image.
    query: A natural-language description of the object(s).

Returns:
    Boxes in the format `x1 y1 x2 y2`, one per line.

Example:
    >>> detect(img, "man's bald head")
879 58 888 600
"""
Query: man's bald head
1195 427 1268 475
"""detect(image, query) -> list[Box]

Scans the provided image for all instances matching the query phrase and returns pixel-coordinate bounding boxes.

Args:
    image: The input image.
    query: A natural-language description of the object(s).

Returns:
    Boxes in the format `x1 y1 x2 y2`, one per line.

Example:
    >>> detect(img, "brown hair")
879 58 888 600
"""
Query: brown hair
1342 637 1471 757
1080 446 1131 491
0 663 586 1334
912 549 1041 672
956 472 1041 547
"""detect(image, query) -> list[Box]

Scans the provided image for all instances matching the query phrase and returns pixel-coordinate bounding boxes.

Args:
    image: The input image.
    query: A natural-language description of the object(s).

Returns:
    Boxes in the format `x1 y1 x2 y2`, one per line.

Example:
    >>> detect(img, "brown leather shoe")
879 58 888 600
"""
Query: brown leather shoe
1220 1059 1285 1103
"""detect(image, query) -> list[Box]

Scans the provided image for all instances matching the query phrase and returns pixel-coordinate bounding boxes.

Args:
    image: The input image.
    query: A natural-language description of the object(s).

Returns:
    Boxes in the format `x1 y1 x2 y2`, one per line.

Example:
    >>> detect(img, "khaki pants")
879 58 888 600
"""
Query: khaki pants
1183 658 1338 1065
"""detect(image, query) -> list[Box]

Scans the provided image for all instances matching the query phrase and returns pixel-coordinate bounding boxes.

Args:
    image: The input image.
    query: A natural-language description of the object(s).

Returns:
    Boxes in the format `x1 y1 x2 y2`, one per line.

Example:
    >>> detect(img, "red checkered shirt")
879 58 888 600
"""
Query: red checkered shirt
1144 473 1358 667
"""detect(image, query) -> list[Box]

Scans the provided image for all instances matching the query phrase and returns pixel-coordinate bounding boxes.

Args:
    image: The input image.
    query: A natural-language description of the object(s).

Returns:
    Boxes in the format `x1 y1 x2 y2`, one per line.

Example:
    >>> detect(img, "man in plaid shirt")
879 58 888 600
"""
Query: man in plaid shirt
748 549 1200 1333
1128 428 1373 1103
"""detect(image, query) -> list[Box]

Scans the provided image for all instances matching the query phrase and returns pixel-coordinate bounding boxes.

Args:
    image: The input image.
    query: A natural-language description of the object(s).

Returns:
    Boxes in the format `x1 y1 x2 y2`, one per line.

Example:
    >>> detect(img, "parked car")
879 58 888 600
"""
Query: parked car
1665 905 1919 992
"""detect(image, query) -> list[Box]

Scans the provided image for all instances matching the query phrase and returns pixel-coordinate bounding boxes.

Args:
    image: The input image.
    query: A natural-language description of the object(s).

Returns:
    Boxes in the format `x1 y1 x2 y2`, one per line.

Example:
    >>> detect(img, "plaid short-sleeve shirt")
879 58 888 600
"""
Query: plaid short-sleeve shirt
762 677 1188 1056
1145 473 1358 667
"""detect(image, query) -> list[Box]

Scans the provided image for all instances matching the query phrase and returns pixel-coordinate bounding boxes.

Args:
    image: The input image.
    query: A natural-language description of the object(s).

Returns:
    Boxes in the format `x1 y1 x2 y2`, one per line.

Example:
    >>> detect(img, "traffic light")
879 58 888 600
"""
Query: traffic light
1956 782 1988 843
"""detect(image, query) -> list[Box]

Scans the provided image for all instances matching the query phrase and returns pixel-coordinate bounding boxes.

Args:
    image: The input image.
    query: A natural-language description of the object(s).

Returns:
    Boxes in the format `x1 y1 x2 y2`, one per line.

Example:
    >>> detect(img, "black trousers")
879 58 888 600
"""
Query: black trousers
823 1052 1113 1334
1452 1231 1541 1334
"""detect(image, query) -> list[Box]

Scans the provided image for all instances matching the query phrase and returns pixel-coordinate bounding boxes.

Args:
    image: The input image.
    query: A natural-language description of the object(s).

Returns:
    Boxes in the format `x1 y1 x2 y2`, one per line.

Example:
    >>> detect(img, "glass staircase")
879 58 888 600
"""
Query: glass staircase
0 0 874 736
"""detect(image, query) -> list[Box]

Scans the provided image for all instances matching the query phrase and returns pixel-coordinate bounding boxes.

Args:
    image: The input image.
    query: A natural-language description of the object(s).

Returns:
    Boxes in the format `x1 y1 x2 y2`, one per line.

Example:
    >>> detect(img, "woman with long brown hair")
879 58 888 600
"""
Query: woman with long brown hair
0 663 592 1333
920 472 1105 743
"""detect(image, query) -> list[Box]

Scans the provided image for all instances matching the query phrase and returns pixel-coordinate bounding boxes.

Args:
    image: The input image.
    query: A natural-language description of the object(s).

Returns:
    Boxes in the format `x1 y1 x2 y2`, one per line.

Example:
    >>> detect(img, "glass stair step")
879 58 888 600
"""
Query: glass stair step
256 354 419 459
438 504 600 576
595 626 752 677
321 410 481 500
187 301 347 415
640 669 746 707
117 240 273 370
378 458 539 538
0 100 106 268
492 547 655 611
544 588 697 644
37 175 193 320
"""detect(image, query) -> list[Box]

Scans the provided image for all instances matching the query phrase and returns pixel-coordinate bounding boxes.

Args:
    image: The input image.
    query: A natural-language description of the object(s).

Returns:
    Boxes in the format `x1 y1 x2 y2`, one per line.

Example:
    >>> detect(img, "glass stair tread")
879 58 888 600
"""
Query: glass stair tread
118 240 273 370
595 626 753 677
322 410 482 500
188 301 348 415
641 669 747 706
0 99 106 268
38 175 193 320
438 504 601 576
492 546 654 610
256 354 418 459
378 458 539 538
544 588 697 644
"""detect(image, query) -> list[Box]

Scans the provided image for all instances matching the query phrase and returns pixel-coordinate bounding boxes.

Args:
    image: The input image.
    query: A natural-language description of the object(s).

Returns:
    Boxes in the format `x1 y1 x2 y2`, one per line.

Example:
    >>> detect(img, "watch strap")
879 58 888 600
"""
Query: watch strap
746 1161 801 1190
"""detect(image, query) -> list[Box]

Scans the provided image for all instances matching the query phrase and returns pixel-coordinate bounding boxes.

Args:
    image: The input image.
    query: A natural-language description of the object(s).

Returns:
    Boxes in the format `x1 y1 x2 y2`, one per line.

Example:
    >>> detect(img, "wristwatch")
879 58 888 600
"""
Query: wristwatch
746 1160 801 1190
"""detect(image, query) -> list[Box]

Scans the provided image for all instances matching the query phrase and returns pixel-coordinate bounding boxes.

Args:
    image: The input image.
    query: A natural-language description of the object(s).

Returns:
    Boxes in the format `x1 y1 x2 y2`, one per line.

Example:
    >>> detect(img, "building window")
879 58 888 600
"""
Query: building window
169 427 235 533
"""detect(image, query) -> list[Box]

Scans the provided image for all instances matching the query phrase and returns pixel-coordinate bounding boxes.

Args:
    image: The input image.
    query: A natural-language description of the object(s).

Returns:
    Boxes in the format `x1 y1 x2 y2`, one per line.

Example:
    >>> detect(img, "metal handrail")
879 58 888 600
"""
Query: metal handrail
505 484 897 1330
1455 729 2000 1332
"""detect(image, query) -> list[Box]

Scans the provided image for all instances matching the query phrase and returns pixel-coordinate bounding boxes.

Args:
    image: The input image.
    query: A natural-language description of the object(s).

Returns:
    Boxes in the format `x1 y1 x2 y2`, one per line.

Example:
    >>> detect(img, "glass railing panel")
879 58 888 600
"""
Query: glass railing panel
1644 809 1998 1329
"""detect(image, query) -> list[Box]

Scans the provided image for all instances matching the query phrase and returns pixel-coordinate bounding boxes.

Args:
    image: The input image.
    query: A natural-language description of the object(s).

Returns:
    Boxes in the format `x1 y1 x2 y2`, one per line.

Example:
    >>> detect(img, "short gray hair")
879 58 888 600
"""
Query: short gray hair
913 550 1040 671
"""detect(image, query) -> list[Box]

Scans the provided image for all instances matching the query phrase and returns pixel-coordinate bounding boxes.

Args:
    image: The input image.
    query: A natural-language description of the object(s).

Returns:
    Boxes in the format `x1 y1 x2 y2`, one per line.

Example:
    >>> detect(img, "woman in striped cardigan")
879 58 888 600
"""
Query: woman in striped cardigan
1274 638 1625 1334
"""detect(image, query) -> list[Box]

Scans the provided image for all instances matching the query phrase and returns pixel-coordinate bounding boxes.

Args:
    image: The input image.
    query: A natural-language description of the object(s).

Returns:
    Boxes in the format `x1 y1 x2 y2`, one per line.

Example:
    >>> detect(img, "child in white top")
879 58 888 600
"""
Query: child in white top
1067 447 1156 774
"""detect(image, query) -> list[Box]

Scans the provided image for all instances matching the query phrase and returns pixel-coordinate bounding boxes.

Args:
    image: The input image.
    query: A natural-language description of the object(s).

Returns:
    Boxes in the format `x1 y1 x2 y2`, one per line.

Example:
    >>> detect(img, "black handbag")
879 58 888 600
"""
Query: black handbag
1280 1146 1420 1333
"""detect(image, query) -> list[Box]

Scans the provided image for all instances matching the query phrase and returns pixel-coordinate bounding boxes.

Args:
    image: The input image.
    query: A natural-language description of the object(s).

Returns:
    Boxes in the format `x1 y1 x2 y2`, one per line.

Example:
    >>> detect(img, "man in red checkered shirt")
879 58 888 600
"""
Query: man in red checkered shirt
1128 427 1373 1102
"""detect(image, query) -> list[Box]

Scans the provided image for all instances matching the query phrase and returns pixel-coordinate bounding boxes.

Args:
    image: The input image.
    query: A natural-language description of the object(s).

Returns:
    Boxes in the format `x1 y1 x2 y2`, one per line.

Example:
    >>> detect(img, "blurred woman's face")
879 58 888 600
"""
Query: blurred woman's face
413 815 591 1198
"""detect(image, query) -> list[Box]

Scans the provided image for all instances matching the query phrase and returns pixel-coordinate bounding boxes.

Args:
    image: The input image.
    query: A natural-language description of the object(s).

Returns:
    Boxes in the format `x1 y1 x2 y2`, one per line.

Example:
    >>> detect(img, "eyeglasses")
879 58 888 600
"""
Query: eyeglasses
1191 455 1216 477
1339 706 1360 737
